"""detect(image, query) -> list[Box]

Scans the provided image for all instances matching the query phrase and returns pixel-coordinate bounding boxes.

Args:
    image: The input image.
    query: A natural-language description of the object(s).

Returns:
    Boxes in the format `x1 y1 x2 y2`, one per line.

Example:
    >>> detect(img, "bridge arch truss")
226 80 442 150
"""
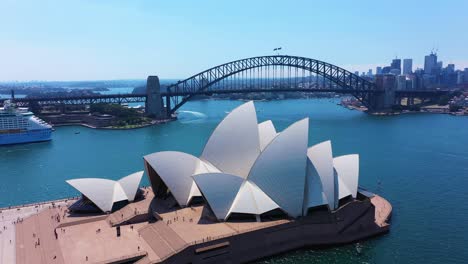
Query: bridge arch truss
167 55 380 114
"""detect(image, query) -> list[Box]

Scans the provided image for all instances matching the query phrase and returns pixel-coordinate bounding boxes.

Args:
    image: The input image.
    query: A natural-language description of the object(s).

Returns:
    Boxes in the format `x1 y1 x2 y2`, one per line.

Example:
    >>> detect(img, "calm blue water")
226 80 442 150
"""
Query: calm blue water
1 99 467 263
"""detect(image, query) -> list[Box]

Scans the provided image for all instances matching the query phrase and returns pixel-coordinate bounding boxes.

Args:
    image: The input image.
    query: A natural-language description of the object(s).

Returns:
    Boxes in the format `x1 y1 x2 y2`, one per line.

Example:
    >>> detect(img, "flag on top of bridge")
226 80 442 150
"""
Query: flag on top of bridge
273 47 282 51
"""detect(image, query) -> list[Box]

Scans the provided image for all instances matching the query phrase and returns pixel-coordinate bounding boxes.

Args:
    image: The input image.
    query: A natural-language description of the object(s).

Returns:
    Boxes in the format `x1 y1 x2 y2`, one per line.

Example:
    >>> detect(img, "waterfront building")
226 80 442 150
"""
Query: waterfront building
403 59 413 75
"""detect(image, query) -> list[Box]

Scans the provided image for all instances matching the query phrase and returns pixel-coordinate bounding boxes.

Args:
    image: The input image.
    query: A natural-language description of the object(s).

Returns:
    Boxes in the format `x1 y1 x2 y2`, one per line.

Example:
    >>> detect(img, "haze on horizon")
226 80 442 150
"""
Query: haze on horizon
1 0 467 81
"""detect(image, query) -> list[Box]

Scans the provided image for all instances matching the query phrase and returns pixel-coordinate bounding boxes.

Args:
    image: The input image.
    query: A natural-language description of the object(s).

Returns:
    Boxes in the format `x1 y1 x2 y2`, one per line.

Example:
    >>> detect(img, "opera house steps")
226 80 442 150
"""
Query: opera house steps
107 203 148 227
106 188 154 227
139 221 187 261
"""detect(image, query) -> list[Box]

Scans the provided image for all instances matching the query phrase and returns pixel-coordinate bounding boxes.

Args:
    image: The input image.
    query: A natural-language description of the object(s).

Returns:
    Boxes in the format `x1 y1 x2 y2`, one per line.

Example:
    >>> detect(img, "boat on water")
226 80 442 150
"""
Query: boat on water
0 99 53 145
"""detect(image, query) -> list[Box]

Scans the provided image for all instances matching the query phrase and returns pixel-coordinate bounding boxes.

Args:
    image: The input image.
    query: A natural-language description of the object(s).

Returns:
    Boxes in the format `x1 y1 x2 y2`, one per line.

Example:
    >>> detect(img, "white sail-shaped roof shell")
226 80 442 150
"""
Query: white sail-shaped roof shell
67 178 116 212
66 171 144 213
193 173 244 220
200 101 260 178
303 158 328 214
118 171 144 202
307 141 336 210
113 183 128 203
258 120 277 151
248 118 309 217
144 151 220 206
227 181 279 218
337 176 352 199
334 154 359 198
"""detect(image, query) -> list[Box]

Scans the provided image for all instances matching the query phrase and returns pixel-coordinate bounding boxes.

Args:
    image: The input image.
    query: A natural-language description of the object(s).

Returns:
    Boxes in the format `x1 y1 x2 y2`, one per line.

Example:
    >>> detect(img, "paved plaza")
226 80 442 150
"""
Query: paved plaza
0 199 74 264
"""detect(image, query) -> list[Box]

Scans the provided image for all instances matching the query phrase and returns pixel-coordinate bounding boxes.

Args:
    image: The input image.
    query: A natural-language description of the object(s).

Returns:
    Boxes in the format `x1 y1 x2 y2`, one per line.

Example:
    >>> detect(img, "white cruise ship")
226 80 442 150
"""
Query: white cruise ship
0 100 52 145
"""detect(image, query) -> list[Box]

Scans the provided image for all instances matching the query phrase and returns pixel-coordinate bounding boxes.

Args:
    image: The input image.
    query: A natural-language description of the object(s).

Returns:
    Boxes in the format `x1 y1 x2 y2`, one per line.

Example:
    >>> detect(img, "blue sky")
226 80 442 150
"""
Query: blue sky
1 0 467 81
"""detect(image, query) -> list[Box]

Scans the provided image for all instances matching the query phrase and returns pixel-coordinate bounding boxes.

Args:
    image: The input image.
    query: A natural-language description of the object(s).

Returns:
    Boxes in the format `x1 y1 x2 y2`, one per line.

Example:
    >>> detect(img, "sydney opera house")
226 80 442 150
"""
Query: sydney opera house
144 101 361 221
14 101 391 264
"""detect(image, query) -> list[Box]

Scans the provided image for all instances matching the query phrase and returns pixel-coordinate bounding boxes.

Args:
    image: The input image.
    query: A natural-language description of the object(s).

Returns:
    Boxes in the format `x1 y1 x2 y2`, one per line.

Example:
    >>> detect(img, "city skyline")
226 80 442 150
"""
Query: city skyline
1 0 467 81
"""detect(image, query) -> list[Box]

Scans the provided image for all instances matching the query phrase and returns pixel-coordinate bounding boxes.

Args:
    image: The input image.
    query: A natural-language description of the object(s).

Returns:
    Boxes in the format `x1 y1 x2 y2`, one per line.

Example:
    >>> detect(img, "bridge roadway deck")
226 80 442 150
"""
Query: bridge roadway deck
1 88 380 105
0 88 446 103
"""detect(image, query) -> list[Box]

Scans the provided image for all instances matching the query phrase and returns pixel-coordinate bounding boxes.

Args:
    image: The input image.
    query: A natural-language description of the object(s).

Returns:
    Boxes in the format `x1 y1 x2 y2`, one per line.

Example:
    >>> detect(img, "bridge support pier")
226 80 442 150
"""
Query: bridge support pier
370 74 396 112
145 76 165 119
165 95 171 118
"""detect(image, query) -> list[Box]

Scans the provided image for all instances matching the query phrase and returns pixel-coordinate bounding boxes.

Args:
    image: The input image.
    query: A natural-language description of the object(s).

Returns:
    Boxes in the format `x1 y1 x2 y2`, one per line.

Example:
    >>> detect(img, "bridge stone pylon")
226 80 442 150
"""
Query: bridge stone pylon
146 76 165 119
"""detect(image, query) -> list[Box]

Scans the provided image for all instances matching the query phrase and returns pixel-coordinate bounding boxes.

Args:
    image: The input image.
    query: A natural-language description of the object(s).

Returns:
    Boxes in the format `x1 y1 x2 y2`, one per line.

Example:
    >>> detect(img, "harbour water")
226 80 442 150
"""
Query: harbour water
0 99 467 263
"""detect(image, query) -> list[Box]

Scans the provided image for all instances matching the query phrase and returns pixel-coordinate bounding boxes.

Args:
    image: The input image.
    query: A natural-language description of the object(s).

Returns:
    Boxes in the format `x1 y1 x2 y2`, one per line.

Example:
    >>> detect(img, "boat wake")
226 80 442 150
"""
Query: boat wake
177 110 208 123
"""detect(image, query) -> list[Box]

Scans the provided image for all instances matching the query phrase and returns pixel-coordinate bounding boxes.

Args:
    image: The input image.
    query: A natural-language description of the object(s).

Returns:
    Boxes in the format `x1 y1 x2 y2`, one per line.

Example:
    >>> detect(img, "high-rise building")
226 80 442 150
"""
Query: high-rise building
414 68 424 74
354 71 359 76
442 64 457 86
367 69 373 77
390 69 401 75
397 75 407 90
411 75 423 90
423 75 436 89
391 59 401 75
457 71 464 85
424 52 437 75
465 68 468 83
391 59 401 69
376 66 382 75
403 59 413 75
437 61 443 69
382 66 392 74
406 79 413 90
447 64 455 74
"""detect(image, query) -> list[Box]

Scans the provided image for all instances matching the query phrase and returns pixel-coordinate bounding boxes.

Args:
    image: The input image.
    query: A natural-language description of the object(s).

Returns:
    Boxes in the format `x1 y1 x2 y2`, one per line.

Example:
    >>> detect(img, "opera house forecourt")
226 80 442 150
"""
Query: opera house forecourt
12 101 391 264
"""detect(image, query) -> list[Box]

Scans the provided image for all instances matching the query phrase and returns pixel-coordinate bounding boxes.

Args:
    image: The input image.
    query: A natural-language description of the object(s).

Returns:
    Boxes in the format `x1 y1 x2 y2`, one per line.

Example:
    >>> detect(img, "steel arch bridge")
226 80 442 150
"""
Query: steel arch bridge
165 55 381 115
